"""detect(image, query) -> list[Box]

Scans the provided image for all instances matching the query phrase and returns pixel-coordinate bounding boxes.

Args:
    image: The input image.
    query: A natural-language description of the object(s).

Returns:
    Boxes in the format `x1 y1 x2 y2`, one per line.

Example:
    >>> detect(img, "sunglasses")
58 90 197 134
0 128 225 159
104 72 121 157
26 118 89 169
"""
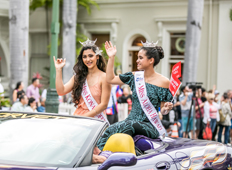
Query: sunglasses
210 98 214 100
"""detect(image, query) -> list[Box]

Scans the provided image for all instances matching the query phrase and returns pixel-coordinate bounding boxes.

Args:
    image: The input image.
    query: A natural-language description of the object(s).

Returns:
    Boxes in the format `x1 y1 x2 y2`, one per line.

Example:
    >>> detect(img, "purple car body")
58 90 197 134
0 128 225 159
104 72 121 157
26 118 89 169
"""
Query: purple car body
0 111 231 170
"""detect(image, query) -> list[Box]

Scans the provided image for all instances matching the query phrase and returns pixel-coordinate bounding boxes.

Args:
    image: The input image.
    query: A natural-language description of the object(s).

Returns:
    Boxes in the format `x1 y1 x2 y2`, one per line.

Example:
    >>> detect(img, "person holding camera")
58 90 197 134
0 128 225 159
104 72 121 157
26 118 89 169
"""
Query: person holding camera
179 86 194 138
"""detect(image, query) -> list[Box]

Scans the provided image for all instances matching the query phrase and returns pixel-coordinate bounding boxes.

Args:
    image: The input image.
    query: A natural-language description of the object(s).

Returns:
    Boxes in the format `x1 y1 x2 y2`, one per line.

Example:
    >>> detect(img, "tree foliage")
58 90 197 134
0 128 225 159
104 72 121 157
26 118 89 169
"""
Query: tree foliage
30 0 99 14
30 0 98 56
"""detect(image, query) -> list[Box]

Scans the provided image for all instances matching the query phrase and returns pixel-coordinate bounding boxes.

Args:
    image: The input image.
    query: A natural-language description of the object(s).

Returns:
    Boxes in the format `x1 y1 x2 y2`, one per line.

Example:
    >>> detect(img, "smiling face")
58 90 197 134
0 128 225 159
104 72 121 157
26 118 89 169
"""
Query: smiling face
82 49 99 69
136 49 153 70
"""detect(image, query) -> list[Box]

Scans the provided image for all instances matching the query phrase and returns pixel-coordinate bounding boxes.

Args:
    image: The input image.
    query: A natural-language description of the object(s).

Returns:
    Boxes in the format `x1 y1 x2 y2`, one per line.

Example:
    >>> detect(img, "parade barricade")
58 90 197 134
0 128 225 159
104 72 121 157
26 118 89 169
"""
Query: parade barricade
58 103 76 115
117 103 128 122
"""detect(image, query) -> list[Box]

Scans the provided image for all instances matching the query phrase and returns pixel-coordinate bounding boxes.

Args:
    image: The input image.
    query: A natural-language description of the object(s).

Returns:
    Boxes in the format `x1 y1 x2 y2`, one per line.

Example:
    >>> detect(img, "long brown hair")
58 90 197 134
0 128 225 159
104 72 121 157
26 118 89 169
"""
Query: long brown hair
72 45 106 106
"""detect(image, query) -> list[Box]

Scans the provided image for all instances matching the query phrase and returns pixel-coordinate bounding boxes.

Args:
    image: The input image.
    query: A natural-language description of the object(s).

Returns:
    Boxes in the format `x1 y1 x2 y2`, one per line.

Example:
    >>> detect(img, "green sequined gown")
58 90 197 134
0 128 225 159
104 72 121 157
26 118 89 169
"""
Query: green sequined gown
97 72 172 150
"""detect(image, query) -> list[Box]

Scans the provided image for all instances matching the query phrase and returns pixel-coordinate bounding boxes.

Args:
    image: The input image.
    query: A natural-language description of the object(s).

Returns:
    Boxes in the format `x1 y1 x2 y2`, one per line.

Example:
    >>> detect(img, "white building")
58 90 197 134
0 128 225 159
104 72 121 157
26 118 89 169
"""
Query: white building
0 0 232 97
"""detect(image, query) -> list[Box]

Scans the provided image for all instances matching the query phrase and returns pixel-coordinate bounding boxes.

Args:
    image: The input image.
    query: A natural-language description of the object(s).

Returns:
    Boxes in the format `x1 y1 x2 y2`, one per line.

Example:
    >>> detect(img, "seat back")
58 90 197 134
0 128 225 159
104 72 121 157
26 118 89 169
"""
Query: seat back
134 138 154 152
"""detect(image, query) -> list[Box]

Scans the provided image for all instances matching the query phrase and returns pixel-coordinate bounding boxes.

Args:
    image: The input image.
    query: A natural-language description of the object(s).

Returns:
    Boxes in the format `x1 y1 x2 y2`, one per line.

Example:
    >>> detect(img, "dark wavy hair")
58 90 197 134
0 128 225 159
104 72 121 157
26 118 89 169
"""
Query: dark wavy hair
15 81 22 90
140 46 164 67
28 97 36 106
72 45 106 106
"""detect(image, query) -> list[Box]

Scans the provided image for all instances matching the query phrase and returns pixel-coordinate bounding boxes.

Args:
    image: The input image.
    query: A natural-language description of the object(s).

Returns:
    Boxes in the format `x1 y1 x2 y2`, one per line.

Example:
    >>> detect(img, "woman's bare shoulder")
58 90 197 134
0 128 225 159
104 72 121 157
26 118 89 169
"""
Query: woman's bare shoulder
156 73 170 88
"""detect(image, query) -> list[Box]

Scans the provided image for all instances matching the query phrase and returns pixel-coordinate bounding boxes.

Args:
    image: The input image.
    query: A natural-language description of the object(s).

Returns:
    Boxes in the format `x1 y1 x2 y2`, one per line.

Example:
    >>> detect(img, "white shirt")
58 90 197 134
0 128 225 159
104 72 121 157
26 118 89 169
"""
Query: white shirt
0 83 4 97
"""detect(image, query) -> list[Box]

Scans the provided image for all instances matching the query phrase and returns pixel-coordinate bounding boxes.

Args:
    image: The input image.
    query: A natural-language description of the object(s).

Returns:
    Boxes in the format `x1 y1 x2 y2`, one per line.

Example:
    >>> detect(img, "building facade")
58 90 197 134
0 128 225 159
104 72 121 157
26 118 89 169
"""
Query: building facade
0 0 231 97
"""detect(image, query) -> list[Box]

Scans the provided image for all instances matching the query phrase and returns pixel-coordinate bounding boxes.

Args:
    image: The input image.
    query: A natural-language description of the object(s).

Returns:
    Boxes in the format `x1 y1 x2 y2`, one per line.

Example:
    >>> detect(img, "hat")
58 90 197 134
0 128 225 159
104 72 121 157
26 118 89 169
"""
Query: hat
214 90 219 95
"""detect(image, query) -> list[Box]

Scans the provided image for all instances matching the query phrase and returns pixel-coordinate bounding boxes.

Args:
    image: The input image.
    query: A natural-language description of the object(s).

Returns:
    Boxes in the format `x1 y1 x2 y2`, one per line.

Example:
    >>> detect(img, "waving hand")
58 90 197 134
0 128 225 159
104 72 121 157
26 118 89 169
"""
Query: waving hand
105 41 117 58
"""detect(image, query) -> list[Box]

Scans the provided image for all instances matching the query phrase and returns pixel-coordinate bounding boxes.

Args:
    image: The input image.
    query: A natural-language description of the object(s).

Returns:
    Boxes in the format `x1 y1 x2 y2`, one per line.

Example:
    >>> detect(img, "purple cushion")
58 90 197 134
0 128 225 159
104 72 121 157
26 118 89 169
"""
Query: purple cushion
135 138 154 152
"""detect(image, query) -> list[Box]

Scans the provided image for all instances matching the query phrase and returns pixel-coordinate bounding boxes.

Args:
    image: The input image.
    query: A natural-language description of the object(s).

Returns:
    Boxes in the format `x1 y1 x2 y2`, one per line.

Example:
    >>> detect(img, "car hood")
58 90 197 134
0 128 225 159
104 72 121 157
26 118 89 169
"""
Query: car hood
164 137 221 150
0 165 57 170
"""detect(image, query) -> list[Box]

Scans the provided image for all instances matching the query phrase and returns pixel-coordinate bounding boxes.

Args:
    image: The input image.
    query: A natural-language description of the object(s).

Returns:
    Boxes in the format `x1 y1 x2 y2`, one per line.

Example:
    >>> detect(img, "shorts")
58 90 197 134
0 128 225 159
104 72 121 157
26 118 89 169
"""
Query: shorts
182 117 194 132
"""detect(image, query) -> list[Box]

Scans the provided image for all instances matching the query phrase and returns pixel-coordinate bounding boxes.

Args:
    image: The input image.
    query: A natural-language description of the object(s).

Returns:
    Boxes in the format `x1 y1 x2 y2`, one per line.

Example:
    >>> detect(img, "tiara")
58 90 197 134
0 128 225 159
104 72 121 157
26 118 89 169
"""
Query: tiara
95 47 103 56
79 38 97 47
141 40 158 47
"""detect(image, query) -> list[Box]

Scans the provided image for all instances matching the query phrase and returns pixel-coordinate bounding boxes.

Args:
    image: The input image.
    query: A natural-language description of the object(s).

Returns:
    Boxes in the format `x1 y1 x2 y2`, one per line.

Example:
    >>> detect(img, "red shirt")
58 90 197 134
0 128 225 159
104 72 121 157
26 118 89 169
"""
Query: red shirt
195 98 204 119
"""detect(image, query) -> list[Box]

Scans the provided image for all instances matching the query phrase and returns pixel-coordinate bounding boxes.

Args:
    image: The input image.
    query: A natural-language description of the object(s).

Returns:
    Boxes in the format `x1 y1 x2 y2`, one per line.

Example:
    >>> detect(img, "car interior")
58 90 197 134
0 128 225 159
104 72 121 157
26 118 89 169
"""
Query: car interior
77 135 168 168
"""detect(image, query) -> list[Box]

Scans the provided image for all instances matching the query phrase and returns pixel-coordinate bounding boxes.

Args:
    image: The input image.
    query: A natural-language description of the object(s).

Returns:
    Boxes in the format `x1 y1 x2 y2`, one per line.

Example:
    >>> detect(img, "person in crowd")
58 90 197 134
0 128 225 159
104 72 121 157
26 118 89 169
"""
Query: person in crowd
201 87 207 103
179 86 194 138
118 86 132 103
194 88 204 139
106 85 119 124
173 90 182 137
203 93 220 140
11 95 28 111
12 81 25 103
53 39 111 119
37 98 46 112
227 90 232 109
209 85 218 141
25 97 37 112
118 86 132 114
218 93 232 144
16 90 25 101
226 90 232 143
97 41 173 150
214 90 220 104
26 78 40 103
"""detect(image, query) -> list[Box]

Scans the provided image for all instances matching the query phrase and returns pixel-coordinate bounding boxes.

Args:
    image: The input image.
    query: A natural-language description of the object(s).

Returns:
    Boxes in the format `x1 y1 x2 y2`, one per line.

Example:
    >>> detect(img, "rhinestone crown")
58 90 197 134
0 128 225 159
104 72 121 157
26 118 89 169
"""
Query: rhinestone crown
79 38 97 47
141 40 158 47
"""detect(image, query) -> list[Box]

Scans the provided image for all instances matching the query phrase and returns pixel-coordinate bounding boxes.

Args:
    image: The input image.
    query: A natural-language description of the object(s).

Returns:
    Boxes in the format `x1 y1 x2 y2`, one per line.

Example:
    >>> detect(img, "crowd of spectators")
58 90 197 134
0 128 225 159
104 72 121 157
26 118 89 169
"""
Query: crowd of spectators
171 85 232 144
7 77 232 144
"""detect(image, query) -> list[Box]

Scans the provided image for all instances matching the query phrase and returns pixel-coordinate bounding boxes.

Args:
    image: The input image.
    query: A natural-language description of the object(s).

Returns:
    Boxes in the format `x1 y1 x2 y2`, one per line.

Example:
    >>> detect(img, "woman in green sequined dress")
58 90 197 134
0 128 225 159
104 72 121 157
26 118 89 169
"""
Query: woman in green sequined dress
97 41 173 150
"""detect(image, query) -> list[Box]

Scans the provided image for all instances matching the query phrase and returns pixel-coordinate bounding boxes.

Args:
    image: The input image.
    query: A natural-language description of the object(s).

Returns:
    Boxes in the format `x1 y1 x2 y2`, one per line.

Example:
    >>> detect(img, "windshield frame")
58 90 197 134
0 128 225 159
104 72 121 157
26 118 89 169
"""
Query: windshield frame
0 111 108 168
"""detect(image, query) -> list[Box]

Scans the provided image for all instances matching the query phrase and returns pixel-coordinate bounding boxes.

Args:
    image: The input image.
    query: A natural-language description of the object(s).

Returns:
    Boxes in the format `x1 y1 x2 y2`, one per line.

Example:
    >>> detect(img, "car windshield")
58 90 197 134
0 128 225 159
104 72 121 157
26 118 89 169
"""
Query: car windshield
0 115 103 167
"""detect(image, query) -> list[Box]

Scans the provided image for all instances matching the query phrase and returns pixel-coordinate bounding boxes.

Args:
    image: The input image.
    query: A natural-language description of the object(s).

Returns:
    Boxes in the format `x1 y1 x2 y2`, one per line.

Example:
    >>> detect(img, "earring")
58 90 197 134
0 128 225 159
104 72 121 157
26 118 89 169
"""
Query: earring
97 59 99 65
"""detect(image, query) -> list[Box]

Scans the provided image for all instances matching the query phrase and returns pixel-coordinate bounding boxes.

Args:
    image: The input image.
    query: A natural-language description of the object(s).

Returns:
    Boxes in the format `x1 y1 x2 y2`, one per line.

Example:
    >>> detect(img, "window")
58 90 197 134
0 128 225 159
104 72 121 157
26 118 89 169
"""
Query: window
169 32 185 80
91 34 110 48
170 32 185 58
132 36 146 46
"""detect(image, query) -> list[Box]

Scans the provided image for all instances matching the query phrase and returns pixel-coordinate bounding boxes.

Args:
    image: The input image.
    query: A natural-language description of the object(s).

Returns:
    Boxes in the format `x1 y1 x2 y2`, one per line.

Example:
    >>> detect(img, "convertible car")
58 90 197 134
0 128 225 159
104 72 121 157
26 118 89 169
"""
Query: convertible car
0 111 231 170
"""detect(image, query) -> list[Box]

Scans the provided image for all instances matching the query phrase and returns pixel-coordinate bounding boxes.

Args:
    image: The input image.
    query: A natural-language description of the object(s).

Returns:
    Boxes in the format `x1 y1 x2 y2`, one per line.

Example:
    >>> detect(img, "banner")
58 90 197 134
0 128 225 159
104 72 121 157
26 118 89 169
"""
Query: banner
169 62 182 97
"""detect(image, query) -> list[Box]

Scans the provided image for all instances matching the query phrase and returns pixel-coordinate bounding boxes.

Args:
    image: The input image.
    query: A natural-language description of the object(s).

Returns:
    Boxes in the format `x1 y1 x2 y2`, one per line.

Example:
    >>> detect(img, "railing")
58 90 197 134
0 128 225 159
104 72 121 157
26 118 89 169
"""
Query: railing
117 103 128 121
58 103 129 122
58 103 76 115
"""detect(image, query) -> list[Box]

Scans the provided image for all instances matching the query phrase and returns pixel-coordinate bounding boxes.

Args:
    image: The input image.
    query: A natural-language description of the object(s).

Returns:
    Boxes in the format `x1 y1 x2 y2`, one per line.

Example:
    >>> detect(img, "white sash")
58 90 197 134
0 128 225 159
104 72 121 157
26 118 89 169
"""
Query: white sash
81 79 109 125
134 71 166 139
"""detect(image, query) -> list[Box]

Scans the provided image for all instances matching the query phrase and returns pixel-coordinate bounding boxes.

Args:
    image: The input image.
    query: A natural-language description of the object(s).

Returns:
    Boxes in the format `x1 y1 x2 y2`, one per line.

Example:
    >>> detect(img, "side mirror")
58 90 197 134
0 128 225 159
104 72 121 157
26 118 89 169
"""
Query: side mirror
98 153 137 170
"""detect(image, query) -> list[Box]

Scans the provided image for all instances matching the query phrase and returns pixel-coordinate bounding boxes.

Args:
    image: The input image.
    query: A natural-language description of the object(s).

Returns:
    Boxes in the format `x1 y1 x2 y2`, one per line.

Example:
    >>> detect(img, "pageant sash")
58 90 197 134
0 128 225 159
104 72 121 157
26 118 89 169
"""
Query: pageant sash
81 79 109 125
134 71 166 139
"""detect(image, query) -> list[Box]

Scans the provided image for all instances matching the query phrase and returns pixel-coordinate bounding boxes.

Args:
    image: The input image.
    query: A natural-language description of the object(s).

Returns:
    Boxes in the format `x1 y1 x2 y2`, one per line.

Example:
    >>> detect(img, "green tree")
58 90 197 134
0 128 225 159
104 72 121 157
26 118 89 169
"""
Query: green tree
30 0 99 56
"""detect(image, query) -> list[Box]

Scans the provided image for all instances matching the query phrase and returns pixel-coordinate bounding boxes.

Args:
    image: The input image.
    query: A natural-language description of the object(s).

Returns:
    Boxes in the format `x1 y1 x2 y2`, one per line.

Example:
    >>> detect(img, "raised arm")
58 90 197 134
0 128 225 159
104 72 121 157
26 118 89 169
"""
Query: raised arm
105 41 124 85
53 56 74 96
12 90 17 102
